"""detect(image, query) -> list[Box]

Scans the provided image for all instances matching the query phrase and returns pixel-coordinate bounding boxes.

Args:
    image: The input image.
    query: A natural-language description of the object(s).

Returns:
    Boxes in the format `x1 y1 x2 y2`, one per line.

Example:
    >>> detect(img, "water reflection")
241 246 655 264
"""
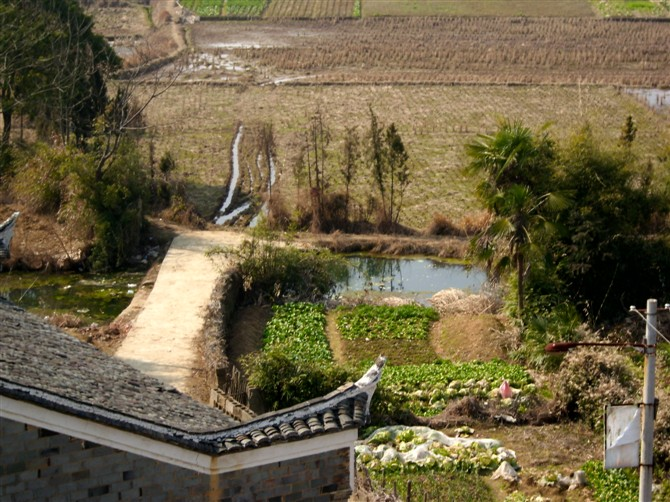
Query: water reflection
333 255 486 303
625 88 670 110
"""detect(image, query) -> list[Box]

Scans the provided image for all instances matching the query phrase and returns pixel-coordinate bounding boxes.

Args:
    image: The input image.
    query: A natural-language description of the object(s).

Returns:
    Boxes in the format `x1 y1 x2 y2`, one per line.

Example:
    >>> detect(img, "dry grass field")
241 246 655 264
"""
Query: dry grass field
363 0 597 17
143 82 669 229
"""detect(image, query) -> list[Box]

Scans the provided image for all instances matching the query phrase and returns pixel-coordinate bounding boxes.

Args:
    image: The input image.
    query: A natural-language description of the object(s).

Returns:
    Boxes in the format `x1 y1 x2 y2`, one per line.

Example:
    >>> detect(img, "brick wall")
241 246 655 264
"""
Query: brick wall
0 417 352 501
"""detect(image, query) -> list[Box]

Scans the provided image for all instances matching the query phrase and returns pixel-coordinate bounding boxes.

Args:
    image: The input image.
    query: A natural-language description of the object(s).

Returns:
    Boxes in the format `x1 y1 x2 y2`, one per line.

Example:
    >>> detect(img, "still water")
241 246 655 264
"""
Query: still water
333 255 486 303
625 88 670 110
0 271 145 323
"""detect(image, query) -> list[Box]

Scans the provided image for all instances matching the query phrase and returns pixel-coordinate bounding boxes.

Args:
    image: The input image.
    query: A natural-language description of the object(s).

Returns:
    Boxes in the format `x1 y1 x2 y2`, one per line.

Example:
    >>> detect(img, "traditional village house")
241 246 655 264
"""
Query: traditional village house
0 299 384 501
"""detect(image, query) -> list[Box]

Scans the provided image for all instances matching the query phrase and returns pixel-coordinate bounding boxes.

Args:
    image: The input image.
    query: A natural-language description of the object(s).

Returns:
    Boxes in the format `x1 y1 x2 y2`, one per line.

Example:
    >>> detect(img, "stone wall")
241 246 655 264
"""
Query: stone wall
0 417 352 501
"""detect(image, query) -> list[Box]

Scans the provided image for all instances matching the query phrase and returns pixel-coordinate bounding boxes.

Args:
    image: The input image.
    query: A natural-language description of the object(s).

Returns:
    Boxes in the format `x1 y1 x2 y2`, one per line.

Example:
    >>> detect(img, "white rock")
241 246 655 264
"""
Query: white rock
491 461 519 483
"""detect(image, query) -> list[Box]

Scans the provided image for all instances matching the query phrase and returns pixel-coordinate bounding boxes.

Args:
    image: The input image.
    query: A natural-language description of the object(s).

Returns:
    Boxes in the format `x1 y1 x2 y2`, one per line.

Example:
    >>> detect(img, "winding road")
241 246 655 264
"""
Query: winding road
115 230 247 394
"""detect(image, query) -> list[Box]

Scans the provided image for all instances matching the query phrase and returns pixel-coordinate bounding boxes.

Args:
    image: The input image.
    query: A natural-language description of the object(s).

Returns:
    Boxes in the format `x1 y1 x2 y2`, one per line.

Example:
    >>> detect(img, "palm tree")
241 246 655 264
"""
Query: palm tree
465 118 554 195
465 119 563 313
477 185 567 313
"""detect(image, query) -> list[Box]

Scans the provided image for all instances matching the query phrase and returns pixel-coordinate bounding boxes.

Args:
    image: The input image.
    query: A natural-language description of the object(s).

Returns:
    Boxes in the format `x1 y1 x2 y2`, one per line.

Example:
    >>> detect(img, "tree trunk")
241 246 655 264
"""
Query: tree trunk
517 253 524 313
1 86 12 147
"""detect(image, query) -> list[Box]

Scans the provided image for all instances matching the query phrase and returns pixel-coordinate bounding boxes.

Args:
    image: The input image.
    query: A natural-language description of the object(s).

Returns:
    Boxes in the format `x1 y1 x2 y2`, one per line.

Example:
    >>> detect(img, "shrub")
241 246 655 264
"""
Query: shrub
425 212 464 236
223 229 348 304
242 348 354 411
553 347 639 430
12 143 84 214
76 139 149 270
513 303 585 370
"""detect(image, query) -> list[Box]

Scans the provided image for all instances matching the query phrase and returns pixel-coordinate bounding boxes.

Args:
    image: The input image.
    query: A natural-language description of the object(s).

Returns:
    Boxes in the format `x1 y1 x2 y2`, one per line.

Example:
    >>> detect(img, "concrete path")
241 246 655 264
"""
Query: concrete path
115 230 247 393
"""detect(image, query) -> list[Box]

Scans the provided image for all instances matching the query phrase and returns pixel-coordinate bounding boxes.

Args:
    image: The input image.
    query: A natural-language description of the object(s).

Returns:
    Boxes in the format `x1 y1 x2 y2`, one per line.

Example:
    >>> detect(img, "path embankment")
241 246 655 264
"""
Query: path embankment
115 230 246 394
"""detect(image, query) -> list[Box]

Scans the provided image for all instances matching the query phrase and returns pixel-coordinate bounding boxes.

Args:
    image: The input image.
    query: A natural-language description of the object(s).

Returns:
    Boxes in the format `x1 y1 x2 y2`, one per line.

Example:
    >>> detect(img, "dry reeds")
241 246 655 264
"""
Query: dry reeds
429 288 502 316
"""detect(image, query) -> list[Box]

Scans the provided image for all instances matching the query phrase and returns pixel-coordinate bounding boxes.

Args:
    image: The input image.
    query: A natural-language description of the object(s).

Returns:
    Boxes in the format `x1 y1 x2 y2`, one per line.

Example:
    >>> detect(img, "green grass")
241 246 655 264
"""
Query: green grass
365 470 495 501
224 0 267 17
181 0 224 17
591 0 670 16
363 0 596 17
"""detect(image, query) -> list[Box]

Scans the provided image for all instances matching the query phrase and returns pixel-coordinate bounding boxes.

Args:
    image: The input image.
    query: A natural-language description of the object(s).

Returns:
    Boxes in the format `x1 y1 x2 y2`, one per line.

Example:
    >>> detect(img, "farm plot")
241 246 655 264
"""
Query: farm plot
593 0 670 17
265 0 356 18
263 303 332 363
363 0 596 17
224 17 670 87
142 83 669 229
181 0 268 17
224 0 268 17
181 0 224 17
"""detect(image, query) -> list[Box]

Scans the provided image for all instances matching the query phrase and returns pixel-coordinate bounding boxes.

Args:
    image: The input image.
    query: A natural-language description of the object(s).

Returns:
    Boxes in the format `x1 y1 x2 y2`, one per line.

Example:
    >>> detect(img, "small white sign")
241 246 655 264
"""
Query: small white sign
605 405 640 469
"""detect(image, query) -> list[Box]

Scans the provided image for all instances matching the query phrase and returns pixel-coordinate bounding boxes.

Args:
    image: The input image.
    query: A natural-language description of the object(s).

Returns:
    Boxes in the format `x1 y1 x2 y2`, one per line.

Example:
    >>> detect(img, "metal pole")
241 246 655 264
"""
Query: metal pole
639 299 657 502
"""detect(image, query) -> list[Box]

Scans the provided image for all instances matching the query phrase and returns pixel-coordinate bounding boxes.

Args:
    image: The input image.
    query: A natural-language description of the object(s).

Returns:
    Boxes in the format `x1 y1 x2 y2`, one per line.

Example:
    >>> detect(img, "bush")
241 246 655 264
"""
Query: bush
513 303 585 370
76 139 149 270
11 143 84 214
553 347 639 430
224 229 348 304
425 212 464 236
242 348 354 411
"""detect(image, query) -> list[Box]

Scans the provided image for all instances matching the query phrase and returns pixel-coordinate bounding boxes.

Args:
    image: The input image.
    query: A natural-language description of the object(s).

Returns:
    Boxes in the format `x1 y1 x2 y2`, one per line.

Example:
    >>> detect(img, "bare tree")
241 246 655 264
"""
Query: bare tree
340 125 361 225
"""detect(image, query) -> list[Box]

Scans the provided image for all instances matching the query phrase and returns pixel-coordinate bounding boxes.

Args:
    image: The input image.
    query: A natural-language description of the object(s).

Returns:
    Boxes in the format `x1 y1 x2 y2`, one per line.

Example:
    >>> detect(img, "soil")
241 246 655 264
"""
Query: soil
431 314 515 362
187 18 670 87
227 305 272 367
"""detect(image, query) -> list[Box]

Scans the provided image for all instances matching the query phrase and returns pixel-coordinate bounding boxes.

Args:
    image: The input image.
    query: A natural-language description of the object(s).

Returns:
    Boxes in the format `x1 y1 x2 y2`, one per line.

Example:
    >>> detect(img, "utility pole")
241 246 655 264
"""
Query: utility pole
639 298 657 502
546 298 665 501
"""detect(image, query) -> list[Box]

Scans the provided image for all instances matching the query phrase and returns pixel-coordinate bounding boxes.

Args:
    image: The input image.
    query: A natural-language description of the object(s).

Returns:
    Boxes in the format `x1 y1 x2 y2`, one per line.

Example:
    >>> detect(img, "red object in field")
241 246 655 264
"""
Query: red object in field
499 380 513 399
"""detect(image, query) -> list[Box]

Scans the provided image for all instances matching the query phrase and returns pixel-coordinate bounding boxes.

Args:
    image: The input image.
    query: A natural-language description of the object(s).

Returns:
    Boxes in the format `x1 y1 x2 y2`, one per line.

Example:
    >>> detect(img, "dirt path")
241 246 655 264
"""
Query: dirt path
115 229 247 394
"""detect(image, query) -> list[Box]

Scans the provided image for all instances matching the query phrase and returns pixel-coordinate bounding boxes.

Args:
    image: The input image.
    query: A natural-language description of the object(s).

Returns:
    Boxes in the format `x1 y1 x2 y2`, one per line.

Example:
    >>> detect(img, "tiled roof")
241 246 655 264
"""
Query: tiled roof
0 299 384 455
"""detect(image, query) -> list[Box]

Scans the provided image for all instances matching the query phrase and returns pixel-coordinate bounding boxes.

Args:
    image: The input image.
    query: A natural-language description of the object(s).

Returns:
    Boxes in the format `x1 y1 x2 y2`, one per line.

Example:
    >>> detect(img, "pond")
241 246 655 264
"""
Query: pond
332 255 487 304
0 271 145 324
